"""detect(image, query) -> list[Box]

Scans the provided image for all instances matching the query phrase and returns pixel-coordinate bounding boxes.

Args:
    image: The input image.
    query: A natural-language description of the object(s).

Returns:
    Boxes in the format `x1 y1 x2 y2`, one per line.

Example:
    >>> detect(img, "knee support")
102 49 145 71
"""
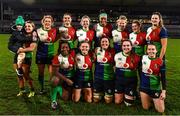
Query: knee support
104 94 113 103
93 93 103 103
124 98 134 106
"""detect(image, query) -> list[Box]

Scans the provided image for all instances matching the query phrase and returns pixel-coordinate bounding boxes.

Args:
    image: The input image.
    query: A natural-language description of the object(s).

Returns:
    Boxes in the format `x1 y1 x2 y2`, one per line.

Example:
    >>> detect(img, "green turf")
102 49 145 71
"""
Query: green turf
0 34 180 115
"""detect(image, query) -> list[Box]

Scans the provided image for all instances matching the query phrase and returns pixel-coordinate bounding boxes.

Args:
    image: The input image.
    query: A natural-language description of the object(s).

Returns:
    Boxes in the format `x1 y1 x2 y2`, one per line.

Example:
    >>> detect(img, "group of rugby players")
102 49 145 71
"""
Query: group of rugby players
8 11 167 113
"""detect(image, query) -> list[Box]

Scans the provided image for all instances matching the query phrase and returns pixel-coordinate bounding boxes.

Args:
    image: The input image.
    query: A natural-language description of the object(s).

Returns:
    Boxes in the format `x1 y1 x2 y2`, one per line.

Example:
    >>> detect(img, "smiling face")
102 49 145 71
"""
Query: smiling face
100 17 107 26
147 44 157 58
79 42 90 55
132 22 140 33
42 17 52 30
63 14 72 26
151 14 160 27
117 19 127 30
81 17 90 29
100 37 109 50
60 43 70 56
122 41 132 54
25 22 34 33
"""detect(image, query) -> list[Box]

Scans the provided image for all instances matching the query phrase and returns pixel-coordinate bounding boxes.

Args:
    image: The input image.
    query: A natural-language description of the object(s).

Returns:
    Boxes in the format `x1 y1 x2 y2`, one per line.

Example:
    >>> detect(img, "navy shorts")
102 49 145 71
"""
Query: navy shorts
36 56 54 64
139 88 162 99
93 78 114 95
115 77 137 96
74 80 92 89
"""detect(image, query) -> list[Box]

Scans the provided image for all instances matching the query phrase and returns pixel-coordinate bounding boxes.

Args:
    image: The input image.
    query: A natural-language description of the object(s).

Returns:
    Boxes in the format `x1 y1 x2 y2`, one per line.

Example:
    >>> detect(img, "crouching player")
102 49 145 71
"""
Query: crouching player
114 40 140 106
140 44 166 113
93 36 115 103
51 42 74 109
72 41 93 103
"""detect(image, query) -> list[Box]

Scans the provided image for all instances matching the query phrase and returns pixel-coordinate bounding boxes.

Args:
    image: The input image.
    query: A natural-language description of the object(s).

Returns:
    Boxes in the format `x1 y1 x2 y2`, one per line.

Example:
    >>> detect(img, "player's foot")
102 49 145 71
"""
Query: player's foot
17 90 24 96
51 101 58 110
28 91 35 98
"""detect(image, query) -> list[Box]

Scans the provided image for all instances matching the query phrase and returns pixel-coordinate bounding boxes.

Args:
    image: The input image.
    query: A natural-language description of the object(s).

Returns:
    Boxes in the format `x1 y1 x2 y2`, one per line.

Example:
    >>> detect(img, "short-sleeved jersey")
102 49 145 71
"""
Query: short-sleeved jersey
59 26 76 49
114 52 140 78
94 23 112 47
141 55 163 90
36 27 57 58
112 29 129 46
146 27 168 56
94 47 115 80
76 28 95 47
129 32 146 56
76 53 93 81
52 50 75 78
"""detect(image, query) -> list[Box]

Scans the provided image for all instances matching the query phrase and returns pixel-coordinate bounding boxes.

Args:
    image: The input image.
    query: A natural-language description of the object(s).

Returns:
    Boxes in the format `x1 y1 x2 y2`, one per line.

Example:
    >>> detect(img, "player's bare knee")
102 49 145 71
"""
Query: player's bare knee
93 93 102 103
156 106 165 113
115 99 123 104
104 94 113 104
142 104 150 110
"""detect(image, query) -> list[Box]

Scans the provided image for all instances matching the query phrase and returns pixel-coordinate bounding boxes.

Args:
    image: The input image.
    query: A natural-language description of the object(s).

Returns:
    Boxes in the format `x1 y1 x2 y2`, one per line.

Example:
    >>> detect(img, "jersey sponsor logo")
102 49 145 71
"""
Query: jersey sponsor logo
82 63 88 69
134 41 139 45
123 63 129 68
147 68 153 74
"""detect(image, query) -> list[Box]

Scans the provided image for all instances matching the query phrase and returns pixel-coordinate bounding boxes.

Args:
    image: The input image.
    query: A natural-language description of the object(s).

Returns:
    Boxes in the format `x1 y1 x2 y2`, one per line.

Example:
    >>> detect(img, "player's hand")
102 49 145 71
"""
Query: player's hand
160 90 166 100
66 79 73 86
17 48 24 54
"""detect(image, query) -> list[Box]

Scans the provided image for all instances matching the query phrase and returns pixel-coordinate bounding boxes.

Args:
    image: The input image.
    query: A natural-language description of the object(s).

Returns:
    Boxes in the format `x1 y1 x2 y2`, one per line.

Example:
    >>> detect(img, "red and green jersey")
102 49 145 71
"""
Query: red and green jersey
94 47 115 80
52 50 75 79
76 28 95 48
112 29 129 52
24 42 35 59
141 55 163 90
37 27 57 58
146 27 168 56
94 23 112 47
129 32 146 56
59 26 76 49
76 53 93 81
114 52 140 78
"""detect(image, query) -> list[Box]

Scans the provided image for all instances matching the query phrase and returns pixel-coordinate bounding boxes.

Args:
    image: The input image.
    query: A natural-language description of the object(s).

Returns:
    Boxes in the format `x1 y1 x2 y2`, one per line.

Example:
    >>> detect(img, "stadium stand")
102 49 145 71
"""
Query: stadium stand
1 0 180 38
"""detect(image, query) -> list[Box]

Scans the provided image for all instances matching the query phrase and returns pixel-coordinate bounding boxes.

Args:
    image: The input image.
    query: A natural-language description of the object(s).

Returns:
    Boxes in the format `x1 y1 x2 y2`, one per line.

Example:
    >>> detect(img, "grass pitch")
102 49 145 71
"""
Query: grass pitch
0 34 180 115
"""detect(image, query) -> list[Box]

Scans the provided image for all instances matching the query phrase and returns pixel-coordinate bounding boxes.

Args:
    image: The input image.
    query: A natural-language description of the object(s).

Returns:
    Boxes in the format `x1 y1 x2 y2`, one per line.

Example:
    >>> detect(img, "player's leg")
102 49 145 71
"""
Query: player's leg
83 81 92 103
72 80 82 102
93 78 104 103
152 90 165 113
140 90 152 110
62 81 72 101
50 86 58 110
22 62 35 98
114 77 124 104
153 98 165 113
104 80 114 104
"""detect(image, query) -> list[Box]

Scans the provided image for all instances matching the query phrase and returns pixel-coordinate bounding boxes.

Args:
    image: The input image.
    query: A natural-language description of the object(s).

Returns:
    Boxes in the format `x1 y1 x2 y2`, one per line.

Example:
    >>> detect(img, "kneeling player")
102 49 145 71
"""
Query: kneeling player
114 40 140 106
51 42 74 109
140 44 166 113
93 37 115 103
72 41 93 103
